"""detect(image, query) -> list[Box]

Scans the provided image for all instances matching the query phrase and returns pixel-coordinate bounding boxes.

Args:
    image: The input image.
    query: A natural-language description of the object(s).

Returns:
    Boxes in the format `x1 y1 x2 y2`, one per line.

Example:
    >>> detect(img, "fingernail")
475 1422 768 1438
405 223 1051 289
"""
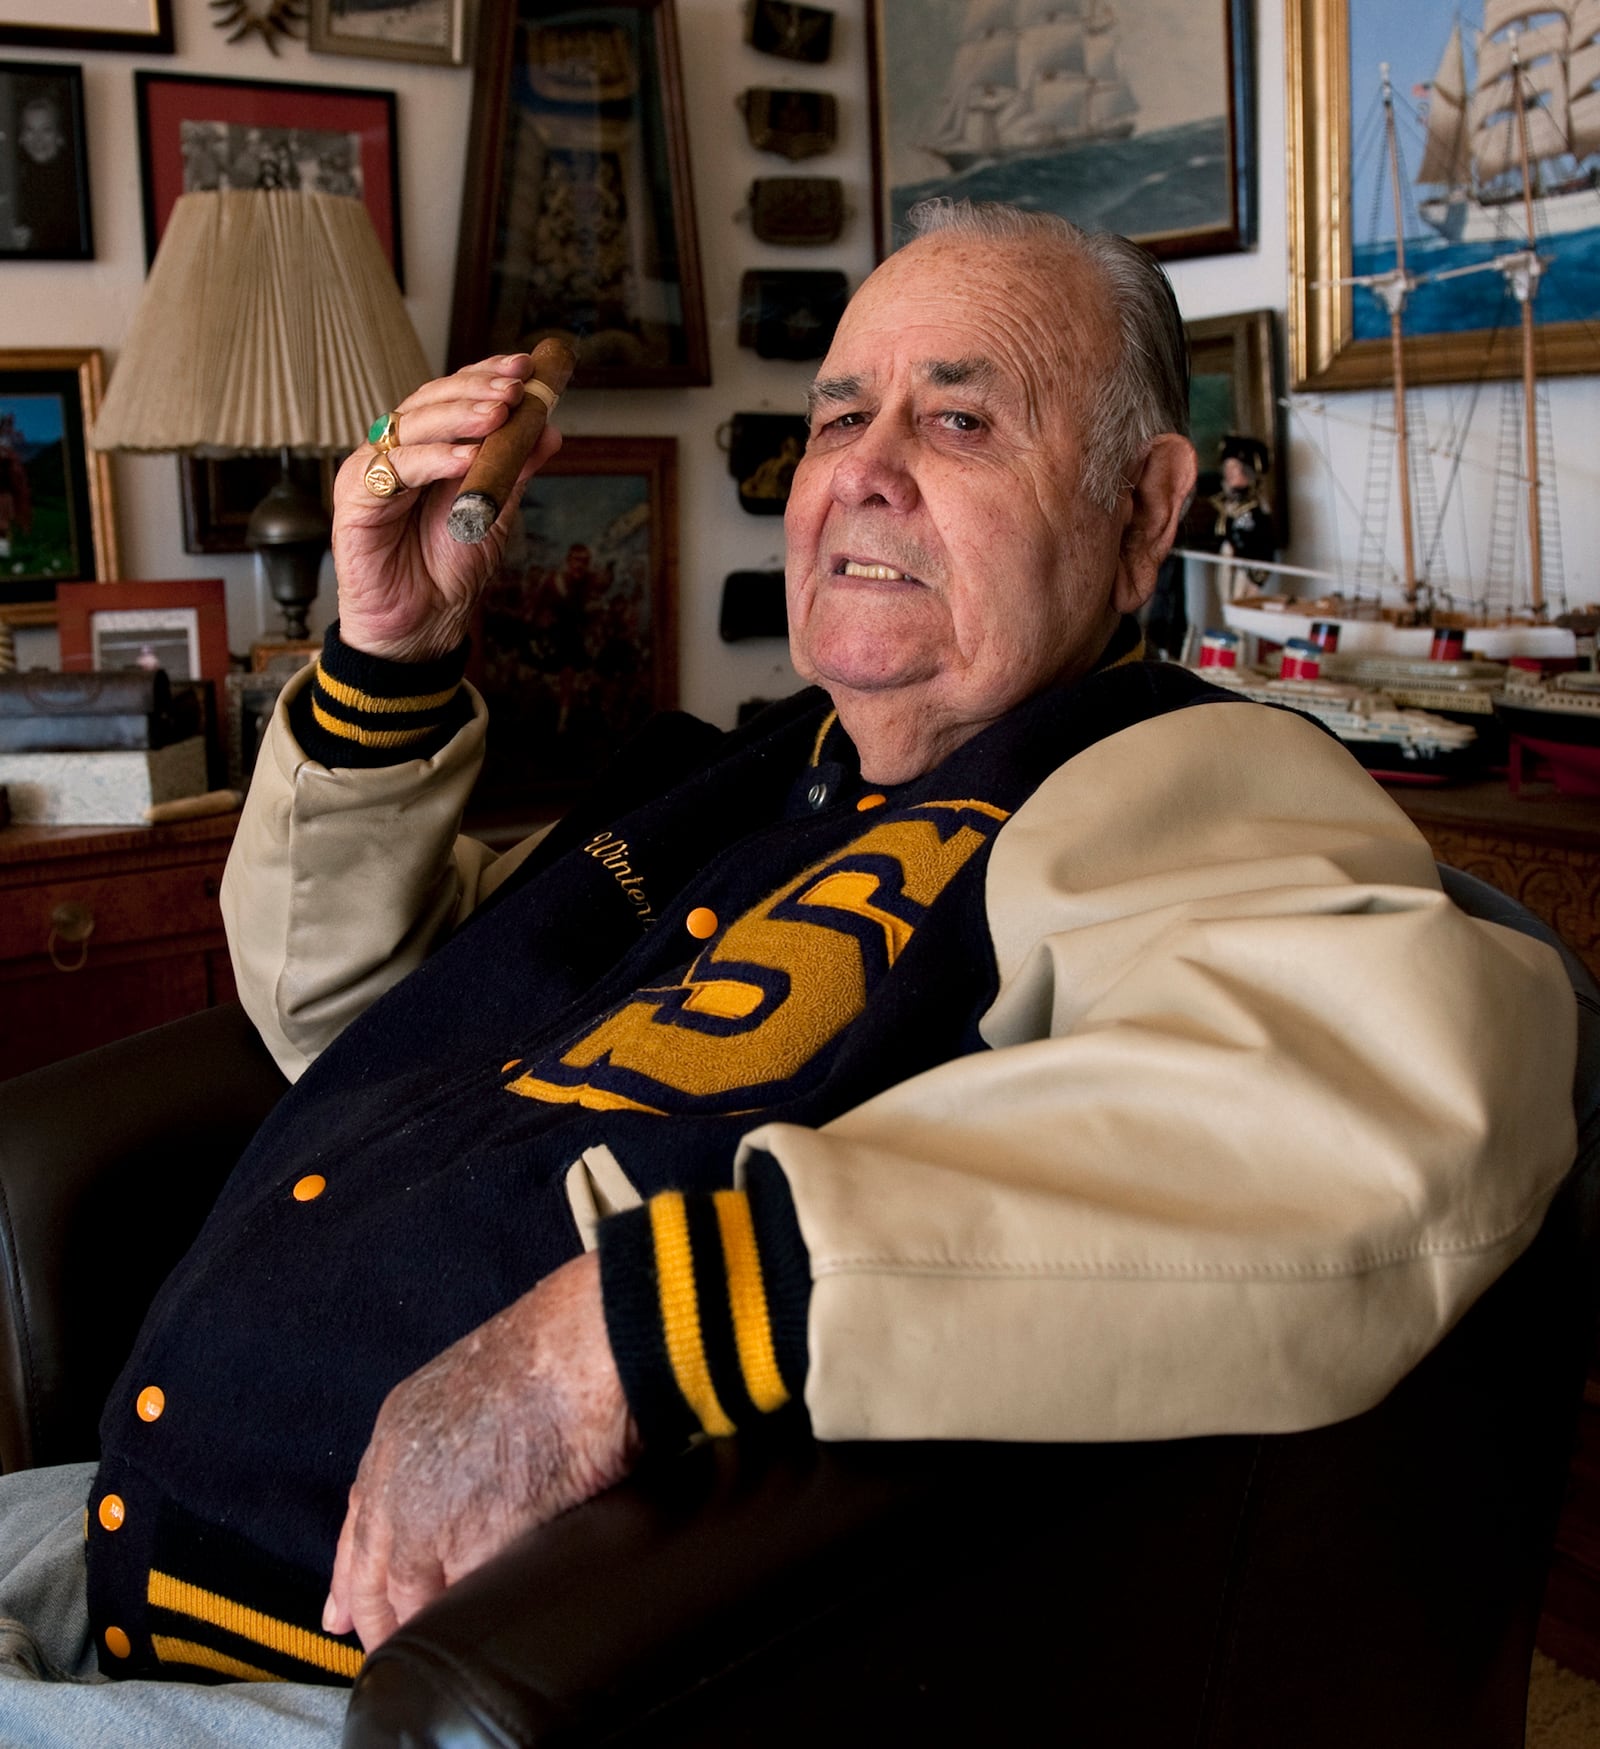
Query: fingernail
473 398 501 413
490 377 519 391
321 1595 337 1632
451 443 476 458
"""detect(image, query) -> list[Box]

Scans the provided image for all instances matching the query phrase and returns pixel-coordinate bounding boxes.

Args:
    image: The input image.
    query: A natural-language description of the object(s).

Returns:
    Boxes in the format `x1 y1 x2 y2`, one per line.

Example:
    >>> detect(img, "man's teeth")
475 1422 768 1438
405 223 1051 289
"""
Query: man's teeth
842 561 908 580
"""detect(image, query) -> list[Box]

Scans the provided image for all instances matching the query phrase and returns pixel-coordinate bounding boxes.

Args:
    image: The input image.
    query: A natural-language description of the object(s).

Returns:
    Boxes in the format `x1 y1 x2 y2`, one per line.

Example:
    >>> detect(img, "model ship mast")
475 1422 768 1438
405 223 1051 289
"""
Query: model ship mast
1381 65 1421 609
1508 34 1547 616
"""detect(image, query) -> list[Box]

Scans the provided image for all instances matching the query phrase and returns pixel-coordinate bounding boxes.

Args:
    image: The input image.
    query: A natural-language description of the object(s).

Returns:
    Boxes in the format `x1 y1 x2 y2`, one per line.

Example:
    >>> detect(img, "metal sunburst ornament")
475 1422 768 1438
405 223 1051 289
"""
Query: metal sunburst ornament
209 0 306 54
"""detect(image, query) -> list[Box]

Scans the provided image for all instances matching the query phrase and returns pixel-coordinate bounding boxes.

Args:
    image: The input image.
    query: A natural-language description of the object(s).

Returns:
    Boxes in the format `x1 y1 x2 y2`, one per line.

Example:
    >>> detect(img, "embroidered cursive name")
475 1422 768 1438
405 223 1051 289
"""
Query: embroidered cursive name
583 831 657 926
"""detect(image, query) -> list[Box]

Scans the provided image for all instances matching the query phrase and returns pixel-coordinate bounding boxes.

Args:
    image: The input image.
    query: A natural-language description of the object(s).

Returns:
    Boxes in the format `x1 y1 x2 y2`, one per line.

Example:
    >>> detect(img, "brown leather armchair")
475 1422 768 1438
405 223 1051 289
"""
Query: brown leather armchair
0 868 1595 1748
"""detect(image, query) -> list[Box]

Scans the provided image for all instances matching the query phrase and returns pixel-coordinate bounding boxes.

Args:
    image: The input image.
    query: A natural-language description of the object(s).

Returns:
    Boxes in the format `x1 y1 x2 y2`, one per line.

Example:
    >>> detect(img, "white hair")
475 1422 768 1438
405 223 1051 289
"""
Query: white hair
903 198 1190 512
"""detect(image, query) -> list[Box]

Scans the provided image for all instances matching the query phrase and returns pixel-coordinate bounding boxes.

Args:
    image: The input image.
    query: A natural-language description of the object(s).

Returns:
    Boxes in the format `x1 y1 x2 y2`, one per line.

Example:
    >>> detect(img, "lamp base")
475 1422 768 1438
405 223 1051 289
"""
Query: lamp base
246 456 332 643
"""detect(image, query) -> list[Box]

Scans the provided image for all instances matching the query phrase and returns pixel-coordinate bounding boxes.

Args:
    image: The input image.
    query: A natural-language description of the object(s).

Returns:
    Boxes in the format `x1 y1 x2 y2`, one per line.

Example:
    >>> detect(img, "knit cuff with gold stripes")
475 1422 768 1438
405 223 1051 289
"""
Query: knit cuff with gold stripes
597 1153 811 1447
288 622 473 770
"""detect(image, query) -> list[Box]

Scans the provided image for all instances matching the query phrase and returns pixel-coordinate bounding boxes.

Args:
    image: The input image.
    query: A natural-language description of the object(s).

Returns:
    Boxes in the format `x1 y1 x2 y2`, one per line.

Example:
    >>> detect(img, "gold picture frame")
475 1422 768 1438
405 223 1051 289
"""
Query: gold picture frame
1288 0 1600 390
0 346 119 605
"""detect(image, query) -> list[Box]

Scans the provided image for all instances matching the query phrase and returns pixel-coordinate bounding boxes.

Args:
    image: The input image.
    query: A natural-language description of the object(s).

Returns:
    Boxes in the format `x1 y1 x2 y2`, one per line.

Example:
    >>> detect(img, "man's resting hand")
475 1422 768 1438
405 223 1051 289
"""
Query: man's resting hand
324 1250 640 1651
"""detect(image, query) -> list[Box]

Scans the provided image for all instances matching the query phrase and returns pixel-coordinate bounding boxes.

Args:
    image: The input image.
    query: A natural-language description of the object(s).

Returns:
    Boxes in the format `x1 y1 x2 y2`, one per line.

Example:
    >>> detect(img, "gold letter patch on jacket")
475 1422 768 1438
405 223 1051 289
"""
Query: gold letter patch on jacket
507 801 1007 1114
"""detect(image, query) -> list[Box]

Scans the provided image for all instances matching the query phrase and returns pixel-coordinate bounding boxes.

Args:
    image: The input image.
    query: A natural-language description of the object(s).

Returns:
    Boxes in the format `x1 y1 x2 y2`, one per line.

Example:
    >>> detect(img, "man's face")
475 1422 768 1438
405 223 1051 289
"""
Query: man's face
784 231 1145 747
1221 456 1252 492
19 102 63 165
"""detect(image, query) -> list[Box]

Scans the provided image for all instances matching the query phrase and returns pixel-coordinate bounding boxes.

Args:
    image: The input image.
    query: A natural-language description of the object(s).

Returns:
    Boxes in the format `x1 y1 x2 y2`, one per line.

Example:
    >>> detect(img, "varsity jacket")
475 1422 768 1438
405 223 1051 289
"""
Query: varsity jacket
83 624 1577 1689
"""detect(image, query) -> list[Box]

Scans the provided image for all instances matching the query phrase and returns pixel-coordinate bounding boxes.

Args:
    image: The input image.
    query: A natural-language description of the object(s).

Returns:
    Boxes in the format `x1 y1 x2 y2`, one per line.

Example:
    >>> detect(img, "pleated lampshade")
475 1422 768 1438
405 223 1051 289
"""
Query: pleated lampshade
93 189 430 454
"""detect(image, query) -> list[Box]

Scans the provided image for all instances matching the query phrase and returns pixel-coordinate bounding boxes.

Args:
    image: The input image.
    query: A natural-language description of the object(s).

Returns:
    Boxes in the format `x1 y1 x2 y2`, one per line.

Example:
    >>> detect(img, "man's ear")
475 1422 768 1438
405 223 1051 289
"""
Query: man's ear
1112 434 1198 615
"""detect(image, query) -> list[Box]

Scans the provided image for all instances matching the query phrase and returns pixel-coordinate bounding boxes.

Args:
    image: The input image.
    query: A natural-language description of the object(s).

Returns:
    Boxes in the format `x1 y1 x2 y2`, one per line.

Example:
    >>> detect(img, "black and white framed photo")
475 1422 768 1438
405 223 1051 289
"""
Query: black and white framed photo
0 61 92 260
309 0 472 67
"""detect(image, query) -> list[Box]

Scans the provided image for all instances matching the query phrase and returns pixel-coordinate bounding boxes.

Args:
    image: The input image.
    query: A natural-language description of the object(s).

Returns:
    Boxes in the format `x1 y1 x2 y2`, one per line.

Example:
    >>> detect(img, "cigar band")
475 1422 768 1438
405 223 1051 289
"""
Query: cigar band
525 380 560 412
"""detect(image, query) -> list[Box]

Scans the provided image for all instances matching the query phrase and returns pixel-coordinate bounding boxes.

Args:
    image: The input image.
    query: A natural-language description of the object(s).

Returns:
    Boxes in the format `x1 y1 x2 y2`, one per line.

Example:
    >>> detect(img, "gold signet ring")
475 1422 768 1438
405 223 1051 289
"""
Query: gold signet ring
362 454 407 498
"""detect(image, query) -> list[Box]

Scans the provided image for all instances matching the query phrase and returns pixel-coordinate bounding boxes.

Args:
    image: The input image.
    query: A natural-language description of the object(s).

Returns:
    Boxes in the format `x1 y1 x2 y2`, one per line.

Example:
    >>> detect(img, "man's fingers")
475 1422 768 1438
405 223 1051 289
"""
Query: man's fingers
323 1487 361 1636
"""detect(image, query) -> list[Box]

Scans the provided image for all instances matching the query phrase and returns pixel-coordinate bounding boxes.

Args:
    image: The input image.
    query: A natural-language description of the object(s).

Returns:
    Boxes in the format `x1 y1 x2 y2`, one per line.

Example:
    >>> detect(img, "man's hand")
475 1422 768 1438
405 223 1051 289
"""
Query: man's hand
330 353 563 664
323 1250 639 1651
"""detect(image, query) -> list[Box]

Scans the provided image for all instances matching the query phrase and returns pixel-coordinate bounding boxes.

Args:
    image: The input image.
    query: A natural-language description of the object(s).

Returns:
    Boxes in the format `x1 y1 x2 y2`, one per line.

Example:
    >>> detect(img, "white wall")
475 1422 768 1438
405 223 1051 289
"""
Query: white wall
6 0 1596 711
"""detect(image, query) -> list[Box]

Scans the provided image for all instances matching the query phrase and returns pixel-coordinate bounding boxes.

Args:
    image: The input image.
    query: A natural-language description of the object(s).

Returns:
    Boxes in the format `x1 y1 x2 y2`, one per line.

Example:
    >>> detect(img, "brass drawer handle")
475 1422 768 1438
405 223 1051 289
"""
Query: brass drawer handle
48 901 95 973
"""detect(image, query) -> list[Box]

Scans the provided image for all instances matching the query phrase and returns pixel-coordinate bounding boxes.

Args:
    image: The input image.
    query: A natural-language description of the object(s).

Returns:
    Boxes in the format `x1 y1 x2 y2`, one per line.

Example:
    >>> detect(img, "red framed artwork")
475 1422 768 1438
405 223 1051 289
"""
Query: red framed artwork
55 578 231 689
133 70 403 284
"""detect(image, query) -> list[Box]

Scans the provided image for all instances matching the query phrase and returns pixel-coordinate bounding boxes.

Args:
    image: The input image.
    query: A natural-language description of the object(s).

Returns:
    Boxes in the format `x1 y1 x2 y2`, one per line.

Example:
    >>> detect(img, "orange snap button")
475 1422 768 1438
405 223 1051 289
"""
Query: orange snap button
136 1386 165 1423
98 1494 126 1533
293 1174 327 1202
685 906 718 939
104 1626 131 1660
856 793 887 811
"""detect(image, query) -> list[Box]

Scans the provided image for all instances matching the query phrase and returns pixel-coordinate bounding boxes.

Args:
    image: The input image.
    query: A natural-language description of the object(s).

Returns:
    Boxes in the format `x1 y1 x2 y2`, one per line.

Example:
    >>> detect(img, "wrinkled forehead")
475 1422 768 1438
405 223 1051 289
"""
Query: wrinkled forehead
822 232 1114 427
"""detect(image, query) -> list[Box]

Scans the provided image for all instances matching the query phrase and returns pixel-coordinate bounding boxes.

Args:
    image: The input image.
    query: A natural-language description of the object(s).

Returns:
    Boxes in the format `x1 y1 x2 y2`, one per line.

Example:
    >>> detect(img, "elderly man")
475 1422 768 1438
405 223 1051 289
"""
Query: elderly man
0 201 1576 1745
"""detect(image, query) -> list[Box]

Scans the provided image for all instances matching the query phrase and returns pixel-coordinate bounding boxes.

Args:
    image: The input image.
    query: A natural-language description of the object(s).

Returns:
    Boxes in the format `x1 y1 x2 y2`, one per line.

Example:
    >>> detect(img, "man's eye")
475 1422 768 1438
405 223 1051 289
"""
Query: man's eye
940 411 984 433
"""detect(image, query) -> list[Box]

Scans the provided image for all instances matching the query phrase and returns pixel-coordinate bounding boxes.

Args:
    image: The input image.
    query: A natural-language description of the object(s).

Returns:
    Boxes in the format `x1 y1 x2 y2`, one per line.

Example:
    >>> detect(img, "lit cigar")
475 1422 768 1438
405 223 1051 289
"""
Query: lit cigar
446 338 577 544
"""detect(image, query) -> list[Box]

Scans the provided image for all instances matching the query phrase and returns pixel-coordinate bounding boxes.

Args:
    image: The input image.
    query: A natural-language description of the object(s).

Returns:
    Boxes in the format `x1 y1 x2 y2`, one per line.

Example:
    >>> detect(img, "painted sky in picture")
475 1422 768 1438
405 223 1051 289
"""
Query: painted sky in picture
1349 0 1482 244
878 0 1228 192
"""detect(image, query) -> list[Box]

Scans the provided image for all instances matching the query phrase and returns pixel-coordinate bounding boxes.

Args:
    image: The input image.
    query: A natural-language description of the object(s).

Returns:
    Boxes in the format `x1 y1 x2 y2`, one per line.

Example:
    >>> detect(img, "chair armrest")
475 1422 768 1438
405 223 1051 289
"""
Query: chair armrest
0 1004 286 1472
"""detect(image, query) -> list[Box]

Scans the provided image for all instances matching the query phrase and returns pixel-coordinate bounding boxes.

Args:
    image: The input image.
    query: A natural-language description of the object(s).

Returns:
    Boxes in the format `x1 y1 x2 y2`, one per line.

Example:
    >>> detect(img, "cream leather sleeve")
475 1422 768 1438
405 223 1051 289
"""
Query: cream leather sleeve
738 705 1579 1444
221 665 551 1081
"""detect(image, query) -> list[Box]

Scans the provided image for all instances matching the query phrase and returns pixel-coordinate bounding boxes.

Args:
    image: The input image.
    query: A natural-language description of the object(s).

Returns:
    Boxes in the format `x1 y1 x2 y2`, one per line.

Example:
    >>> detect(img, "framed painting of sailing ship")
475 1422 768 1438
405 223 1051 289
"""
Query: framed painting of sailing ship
1288 0 1600 389
447 0 710 390
866 0 1256 260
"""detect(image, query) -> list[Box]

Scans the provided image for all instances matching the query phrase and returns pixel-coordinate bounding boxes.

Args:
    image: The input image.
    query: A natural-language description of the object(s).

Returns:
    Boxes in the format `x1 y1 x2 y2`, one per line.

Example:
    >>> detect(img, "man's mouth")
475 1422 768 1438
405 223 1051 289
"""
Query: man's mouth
837 558 921 583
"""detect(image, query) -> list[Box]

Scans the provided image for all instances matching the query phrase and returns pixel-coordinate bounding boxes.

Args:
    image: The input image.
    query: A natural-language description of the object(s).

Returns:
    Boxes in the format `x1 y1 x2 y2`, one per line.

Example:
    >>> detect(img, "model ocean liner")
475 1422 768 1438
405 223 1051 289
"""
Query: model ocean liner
923 0 1138 173
1208 22 1596 661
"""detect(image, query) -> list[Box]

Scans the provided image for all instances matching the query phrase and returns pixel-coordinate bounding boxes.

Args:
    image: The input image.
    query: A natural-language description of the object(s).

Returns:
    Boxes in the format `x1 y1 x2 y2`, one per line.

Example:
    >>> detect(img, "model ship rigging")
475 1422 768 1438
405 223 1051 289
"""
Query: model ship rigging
1204 21 1596 659
924 0 1139 173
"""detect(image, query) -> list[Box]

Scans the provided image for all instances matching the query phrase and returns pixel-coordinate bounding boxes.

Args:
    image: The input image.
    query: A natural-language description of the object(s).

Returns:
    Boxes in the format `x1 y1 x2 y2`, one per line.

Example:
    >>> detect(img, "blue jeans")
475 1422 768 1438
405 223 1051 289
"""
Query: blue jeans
0 1463 348 1747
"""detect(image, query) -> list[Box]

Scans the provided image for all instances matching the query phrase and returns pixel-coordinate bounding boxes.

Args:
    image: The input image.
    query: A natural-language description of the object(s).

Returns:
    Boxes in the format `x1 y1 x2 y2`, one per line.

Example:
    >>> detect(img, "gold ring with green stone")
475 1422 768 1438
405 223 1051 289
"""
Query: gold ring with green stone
368 411 401 453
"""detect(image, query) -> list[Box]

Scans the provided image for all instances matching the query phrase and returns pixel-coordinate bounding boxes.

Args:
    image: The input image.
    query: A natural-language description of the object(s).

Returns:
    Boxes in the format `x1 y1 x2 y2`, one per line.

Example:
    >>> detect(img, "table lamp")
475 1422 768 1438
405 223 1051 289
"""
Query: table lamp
92 189 431 642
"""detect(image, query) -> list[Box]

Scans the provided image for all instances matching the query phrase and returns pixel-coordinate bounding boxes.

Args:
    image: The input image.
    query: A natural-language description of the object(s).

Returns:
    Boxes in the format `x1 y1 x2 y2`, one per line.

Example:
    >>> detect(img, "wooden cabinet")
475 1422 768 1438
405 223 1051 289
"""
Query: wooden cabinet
1395 778 1600 984
0 813 239 1081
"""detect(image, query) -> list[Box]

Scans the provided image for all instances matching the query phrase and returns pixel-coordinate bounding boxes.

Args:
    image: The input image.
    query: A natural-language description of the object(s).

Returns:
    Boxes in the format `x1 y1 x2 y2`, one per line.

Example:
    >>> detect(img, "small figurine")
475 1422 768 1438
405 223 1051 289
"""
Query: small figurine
1209 434 1277 597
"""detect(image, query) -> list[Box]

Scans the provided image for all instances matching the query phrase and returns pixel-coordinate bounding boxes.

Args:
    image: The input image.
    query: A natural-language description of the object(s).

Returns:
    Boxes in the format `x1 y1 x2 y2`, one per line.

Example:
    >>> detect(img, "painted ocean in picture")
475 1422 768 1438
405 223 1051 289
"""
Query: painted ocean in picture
1350 225 1600 340
889 116 1230 244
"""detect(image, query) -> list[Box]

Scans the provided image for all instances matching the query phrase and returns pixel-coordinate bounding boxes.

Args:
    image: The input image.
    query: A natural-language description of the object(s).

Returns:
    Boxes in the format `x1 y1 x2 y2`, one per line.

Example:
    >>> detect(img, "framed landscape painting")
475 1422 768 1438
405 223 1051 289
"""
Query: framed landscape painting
469 436 677 813
1287 0 1600 388
0 347 117 604
867 0 1255 260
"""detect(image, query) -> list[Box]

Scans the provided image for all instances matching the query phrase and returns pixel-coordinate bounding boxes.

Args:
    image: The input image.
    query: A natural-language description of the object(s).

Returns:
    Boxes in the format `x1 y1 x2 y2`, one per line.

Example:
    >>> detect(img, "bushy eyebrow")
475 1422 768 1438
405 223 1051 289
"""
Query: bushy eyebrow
806 357 1004 419
806 375 862 419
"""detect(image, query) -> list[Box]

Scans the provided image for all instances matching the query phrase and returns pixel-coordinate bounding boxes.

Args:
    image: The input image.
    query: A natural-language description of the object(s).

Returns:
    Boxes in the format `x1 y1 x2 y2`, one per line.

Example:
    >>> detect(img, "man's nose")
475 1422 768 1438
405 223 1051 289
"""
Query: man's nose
829 418 918 512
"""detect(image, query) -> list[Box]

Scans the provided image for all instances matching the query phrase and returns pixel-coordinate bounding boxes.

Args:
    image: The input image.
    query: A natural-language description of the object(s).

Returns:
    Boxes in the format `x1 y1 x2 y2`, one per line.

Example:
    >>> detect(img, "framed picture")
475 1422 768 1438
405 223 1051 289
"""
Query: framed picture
866 0 1255 260
0 347 118 604
1183 309 1287 546
1288 0 1600 389
134 71 403 284
0 0 173 54
470 436 677 811
56 578 230 688
0 61 92 260
309 0 472 66
448 0 710 389
179 452 339 556
226 656 312 788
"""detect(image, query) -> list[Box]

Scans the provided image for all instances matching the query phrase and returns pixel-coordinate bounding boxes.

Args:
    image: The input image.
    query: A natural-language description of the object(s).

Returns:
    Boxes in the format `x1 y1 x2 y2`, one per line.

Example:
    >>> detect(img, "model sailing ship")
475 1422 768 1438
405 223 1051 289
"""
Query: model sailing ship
923 0 1138 173
1209 20 1595 662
